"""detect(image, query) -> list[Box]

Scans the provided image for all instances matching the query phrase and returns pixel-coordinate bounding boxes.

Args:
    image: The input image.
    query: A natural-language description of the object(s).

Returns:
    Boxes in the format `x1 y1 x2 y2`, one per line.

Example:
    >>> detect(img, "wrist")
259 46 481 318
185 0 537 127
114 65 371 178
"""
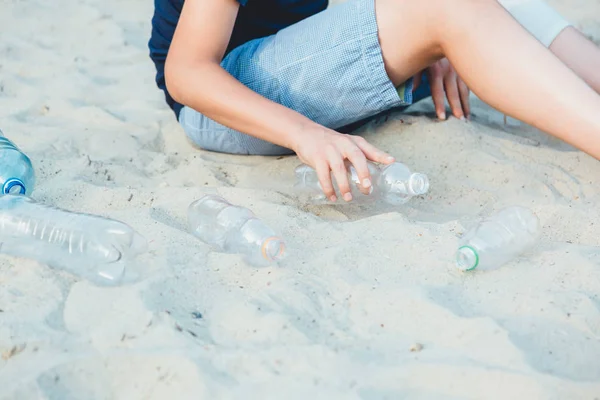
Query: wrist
287 120 324 153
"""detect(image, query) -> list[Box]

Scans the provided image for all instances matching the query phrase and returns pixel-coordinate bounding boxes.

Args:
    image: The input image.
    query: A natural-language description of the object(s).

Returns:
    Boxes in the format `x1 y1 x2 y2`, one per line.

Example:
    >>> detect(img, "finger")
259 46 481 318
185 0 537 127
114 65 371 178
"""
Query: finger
412 72 422 92
342 142 372 195
327 149 352 202
315 160 336 202
352 136 395 164
428 71 446 120
458 78 471 119
443 74 464 120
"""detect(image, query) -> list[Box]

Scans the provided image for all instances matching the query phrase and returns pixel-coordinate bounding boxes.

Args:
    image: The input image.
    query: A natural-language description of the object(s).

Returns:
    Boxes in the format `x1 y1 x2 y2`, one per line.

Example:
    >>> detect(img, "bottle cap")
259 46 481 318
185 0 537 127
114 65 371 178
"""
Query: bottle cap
2 178 26 195
456 245 479 271
408 173 430 196
261 236 286 262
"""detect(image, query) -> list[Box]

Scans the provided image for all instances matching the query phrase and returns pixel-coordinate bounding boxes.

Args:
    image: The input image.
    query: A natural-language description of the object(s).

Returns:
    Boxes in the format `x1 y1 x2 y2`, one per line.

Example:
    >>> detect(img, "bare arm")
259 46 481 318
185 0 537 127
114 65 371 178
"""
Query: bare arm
165 0 393 202
550 26 600 94
165 0 313 151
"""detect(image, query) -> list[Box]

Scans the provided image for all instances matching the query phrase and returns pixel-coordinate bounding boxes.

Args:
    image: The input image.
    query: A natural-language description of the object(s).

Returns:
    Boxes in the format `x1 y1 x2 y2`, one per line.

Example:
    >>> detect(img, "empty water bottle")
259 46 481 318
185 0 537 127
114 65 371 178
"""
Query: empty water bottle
0 129 35 195
188 195 286 267
0 195 147 285
456 206 540 271
295 161 429 205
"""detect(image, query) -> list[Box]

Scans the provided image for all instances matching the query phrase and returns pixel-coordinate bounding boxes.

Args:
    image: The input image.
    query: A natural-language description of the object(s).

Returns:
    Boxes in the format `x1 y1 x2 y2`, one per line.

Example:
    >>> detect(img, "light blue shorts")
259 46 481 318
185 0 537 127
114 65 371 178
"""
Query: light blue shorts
179 0 430 156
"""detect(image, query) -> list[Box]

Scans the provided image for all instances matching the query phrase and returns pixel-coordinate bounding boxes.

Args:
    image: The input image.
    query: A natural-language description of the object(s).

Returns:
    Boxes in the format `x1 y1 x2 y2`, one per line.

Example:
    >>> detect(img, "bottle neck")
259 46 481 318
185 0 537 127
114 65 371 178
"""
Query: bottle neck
383 172 430 197
406 173 429 196
456 246 479 271
237 219 287 263
260 236 287 262
2 179 26 195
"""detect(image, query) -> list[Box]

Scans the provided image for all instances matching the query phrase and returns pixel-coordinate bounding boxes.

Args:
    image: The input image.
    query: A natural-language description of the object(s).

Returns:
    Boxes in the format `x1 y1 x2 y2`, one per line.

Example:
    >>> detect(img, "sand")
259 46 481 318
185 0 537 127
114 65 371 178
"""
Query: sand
1 0 600 398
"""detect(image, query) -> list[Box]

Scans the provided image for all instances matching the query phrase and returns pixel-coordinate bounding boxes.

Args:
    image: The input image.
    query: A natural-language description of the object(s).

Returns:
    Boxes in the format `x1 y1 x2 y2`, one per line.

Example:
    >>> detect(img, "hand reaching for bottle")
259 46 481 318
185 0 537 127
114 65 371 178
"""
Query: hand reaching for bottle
292 125 395 202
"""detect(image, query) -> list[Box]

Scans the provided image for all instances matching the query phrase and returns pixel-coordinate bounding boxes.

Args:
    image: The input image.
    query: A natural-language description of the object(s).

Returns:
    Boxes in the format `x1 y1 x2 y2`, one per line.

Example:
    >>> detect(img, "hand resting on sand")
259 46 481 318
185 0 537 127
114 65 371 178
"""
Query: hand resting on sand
414 58 471 121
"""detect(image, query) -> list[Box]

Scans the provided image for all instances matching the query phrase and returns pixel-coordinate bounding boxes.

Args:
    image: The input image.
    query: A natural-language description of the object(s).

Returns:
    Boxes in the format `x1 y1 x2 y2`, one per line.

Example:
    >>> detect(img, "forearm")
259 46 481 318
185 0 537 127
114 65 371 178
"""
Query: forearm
550 27 600 94
167 62 318 152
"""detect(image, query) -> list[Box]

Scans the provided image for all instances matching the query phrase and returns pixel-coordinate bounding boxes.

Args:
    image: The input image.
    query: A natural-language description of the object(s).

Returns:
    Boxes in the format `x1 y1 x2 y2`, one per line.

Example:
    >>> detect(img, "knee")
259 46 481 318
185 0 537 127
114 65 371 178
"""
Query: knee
432 0 502 20
179 106 246 154
179 106 294 156
425 0 506 46
378 0 500 44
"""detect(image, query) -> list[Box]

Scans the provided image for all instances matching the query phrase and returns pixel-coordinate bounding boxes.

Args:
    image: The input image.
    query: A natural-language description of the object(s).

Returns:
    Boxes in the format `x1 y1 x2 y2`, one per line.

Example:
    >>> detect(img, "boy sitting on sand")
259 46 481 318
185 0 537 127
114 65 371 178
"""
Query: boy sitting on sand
149 0 600 203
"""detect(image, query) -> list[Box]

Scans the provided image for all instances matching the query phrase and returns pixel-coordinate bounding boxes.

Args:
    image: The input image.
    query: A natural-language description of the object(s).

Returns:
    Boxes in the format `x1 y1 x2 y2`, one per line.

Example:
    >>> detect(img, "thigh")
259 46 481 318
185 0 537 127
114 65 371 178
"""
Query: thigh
251 0 414 129
338 74 432 133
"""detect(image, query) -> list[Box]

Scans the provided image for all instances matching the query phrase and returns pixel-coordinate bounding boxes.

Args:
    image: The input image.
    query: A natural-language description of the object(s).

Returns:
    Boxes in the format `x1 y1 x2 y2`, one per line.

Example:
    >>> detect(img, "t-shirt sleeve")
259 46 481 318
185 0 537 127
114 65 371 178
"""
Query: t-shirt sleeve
237 0 248 5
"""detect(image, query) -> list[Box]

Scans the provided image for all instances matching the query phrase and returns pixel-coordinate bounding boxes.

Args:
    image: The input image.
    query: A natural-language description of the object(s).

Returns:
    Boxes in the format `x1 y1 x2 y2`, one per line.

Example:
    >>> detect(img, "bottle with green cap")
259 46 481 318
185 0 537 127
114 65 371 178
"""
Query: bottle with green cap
0 129 35 196
456 206 540 272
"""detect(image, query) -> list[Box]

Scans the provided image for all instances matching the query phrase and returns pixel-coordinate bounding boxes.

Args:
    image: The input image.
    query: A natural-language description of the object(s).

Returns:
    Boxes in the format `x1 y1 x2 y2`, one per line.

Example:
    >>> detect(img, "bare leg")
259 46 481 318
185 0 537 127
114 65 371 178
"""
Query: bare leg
497 0 600 93
550 26 600 94
375 0 600 159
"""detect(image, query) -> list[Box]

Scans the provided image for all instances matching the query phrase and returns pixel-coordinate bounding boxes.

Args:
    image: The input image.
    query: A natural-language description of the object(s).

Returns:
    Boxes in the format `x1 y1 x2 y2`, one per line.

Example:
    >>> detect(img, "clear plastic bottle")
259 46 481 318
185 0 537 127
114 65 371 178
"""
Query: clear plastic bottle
188 194 286 267
456 206 541 271
294 161 429 205
0 195 147 285
0 129 35 196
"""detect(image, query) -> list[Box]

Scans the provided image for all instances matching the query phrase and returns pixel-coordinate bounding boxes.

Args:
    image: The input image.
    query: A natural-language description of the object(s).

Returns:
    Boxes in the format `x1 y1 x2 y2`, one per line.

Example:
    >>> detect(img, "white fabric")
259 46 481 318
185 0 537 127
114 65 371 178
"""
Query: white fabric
499 0 571 47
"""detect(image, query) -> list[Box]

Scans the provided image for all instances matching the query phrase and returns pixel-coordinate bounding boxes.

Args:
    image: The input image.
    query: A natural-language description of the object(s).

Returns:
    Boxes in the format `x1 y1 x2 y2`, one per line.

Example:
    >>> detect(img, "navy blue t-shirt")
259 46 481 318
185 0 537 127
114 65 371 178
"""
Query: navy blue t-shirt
148 0 328 119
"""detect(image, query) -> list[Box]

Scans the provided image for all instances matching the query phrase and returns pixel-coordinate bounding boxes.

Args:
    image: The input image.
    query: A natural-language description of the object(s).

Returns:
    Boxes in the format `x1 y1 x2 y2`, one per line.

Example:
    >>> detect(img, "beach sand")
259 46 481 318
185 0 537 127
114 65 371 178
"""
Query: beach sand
1 0 600 398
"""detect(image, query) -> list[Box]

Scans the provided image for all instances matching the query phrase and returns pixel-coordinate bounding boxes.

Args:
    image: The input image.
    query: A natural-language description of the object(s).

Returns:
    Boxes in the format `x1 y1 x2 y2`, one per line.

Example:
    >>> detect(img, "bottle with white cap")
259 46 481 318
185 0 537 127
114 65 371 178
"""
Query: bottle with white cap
0 129 35 196
295 161 429 205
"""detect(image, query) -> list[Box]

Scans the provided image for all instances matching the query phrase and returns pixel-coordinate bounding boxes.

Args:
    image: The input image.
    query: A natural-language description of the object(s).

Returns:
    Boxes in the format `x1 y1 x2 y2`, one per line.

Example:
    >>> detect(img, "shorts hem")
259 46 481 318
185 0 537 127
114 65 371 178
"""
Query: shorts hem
359 0 413 110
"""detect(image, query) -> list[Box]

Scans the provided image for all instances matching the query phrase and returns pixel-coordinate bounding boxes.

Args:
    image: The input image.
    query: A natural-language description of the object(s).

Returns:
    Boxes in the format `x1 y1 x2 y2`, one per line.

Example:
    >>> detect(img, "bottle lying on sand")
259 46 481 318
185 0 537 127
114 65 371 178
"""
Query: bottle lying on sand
0 129 35 195
0 195 147 285
188 194 286 267
456 206 540 272
294 161 430 205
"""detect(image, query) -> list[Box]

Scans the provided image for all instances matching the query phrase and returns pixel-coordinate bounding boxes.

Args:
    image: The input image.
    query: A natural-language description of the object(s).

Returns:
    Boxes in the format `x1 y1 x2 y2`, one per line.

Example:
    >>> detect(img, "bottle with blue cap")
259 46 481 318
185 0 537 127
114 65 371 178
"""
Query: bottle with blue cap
0 129 35 195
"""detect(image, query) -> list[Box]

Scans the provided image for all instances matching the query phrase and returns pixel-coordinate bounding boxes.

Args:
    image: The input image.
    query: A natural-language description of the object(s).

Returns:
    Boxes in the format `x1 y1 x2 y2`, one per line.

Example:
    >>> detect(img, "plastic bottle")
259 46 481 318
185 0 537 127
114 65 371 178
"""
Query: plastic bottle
0 195 147 285
294 161 429 205
0 129 35 196
188 194 286 267
456 206 540 271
